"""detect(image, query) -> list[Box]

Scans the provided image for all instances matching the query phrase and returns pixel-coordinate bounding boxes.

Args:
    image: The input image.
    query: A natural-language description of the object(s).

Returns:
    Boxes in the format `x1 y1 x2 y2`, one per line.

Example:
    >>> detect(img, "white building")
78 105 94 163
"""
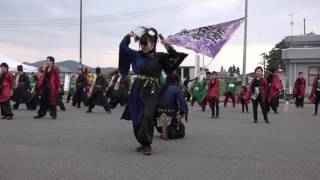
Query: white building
176 54 210 81
177 65 196 80
282 34 320 96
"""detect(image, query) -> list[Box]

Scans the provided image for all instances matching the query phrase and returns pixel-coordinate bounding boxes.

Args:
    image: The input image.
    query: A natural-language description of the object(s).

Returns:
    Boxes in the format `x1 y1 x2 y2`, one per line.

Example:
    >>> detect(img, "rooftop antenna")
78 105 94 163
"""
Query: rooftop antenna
288 13 296 37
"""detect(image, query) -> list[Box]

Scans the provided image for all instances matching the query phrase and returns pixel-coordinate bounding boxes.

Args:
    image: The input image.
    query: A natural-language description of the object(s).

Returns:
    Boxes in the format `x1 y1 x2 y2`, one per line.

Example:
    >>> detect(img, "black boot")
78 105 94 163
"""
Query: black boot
33 115 43 119
211 111 215 119
5 116 13 120
13 104 19 110
143 145 152 156
135 146 144 152
86 108 92 113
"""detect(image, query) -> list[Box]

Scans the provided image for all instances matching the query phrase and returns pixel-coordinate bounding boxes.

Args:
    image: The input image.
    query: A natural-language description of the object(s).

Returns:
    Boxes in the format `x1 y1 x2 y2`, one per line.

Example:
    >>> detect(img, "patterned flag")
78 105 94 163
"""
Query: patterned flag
167 17 244 59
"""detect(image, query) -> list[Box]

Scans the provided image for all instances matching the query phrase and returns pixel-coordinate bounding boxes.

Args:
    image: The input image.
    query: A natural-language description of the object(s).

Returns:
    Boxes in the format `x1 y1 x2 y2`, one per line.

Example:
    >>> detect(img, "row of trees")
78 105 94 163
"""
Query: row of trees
219 39 288 75
260 40 287 72
220 65 241 75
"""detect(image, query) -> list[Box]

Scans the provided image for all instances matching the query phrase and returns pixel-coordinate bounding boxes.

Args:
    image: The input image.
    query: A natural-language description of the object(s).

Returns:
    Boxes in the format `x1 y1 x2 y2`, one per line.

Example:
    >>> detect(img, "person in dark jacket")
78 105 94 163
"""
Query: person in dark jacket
293 72 306 108
73 68 88 108
310 72 320 115
29 67 42 110
108 72 130 109
245 66 269 123
86 67 111 113
12 65 32 110
119 28 187 155
33 56 61 119
57 83 66 111
265 68 282 114
154 73 188 140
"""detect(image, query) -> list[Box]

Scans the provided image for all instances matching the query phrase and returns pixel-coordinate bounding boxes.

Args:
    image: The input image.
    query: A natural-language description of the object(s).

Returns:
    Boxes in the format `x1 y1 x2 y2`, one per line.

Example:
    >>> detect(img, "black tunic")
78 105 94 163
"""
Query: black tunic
74 74 88 103
12 73 31 104
88 75 108 107
76 74 87 90
119 35 188 145
109 76 130 108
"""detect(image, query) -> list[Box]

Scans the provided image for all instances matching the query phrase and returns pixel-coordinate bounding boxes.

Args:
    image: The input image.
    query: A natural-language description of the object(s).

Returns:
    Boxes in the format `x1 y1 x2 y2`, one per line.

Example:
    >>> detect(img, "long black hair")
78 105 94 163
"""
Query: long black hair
135 27 158 52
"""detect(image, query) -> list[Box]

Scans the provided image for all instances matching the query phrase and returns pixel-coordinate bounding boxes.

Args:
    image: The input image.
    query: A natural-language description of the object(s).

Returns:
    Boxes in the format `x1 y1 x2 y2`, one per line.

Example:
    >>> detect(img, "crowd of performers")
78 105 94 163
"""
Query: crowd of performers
116 27 320 155
0 56 131 120
1 28 320 156
185 66 320 121
187 67 281 123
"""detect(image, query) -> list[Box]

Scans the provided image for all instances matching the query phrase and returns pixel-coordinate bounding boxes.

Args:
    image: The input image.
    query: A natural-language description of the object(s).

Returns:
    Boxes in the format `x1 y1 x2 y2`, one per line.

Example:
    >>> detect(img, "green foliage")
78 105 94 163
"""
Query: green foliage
227 65 241 75
261 40 287 72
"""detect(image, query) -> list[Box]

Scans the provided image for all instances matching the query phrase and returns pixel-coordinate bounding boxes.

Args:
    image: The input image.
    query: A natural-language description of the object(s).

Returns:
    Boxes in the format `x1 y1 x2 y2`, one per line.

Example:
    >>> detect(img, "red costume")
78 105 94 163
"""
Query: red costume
266 74 281 103
0 70 14 119
208 78 220 101
237 90 250 104
0 72 14 103
246 77 269 122
309 77 320 104
245 77 267 102
37 67 61 106
208 78 220 118
293 78 306 98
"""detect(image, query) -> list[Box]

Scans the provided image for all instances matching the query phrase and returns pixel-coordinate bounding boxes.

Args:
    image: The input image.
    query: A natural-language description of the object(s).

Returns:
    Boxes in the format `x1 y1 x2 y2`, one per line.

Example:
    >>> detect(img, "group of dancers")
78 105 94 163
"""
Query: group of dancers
1 27 320 156
0 57 68 119
185 66 320 124
116 27 319 155
0 56 129 120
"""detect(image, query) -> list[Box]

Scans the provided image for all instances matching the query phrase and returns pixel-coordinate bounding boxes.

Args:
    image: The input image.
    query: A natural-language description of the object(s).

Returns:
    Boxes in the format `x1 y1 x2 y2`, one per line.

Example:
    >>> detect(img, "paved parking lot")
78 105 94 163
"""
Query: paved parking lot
0 103 319 180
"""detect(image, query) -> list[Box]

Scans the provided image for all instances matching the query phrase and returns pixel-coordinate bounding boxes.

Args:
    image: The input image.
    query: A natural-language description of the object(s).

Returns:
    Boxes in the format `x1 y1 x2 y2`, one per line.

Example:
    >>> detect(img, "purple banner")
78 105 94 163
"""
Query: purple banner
167 17 244 59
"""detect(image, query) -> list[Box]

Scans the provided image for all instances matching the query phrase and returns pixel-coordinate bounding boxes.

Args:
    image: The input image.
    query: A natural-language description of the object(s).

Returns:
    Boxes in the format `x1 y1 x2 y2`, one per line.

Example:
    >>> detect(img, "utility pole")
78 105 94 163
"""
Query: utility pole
303 18 306 35
79 0 83 66
241 0 248 85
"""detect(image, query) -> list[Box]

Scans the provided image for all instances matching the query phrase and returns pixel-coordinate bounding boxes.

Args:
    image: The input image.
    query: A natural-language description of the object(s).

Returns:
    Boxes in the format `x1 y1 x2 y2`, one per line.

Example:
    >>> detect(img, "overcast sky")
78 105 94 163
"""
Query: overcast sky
0 0 319 72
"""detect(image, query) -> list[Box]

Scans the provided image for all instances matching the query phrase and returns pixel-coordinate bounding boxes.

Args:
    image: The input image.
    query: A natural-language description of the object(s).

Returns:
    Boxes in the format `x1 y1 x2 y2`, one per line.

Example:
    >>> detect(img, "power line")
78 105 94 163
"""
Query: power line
1 9 189 26
0 0 209 28
3 0 202 23
0 9 193 27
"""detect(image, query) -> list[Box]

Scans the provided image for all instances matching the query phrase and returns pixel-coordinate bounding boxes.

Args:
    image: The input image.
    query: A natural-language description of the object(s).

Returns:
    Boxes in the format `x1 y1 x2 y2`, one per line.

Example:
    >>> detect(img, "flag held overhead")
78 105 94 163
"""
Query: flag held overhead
167 17 245 59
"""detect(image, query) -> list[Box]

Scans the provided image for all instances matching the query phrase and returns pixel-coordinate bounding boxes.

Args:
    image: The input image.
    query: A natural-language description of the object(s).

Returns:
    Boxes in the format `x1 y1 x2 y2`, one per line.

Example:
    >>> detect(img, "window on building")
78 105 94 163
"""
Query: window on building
308 66 320 86
184 68 190 79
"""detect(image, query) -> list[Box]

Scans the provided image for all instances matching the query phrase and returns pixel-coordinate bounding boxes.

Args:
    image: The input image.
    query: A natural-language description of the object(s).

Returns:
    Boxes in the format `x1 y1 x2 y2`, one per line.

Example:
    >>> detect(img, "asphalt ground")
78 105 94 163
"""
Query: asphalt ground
0 102 319 180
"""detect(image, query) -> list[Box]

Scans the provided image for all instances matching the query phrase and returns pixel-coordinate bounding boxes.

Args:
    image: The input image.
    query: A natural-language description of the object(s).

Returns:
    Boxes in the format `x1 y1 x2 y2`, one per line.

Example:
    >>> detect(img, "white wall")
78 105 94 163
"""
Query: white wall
287 63 320 96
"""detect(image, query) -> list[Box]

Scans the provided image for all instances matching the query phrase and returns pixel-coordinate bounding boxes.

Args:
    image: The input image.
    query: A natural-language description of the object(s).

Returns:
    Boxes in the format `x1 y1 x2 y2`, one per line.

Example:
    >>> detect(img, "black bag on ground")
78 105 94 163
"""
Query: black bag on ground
168 122 185 139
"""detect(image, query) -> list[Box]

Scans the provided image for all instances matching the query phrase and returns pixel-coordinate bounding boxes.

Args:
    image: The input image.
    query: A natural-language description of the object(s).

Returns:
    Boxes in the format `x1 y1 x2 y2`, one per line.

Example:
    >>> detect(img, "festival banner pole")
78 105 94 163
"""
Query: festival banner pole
242 0 248 85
